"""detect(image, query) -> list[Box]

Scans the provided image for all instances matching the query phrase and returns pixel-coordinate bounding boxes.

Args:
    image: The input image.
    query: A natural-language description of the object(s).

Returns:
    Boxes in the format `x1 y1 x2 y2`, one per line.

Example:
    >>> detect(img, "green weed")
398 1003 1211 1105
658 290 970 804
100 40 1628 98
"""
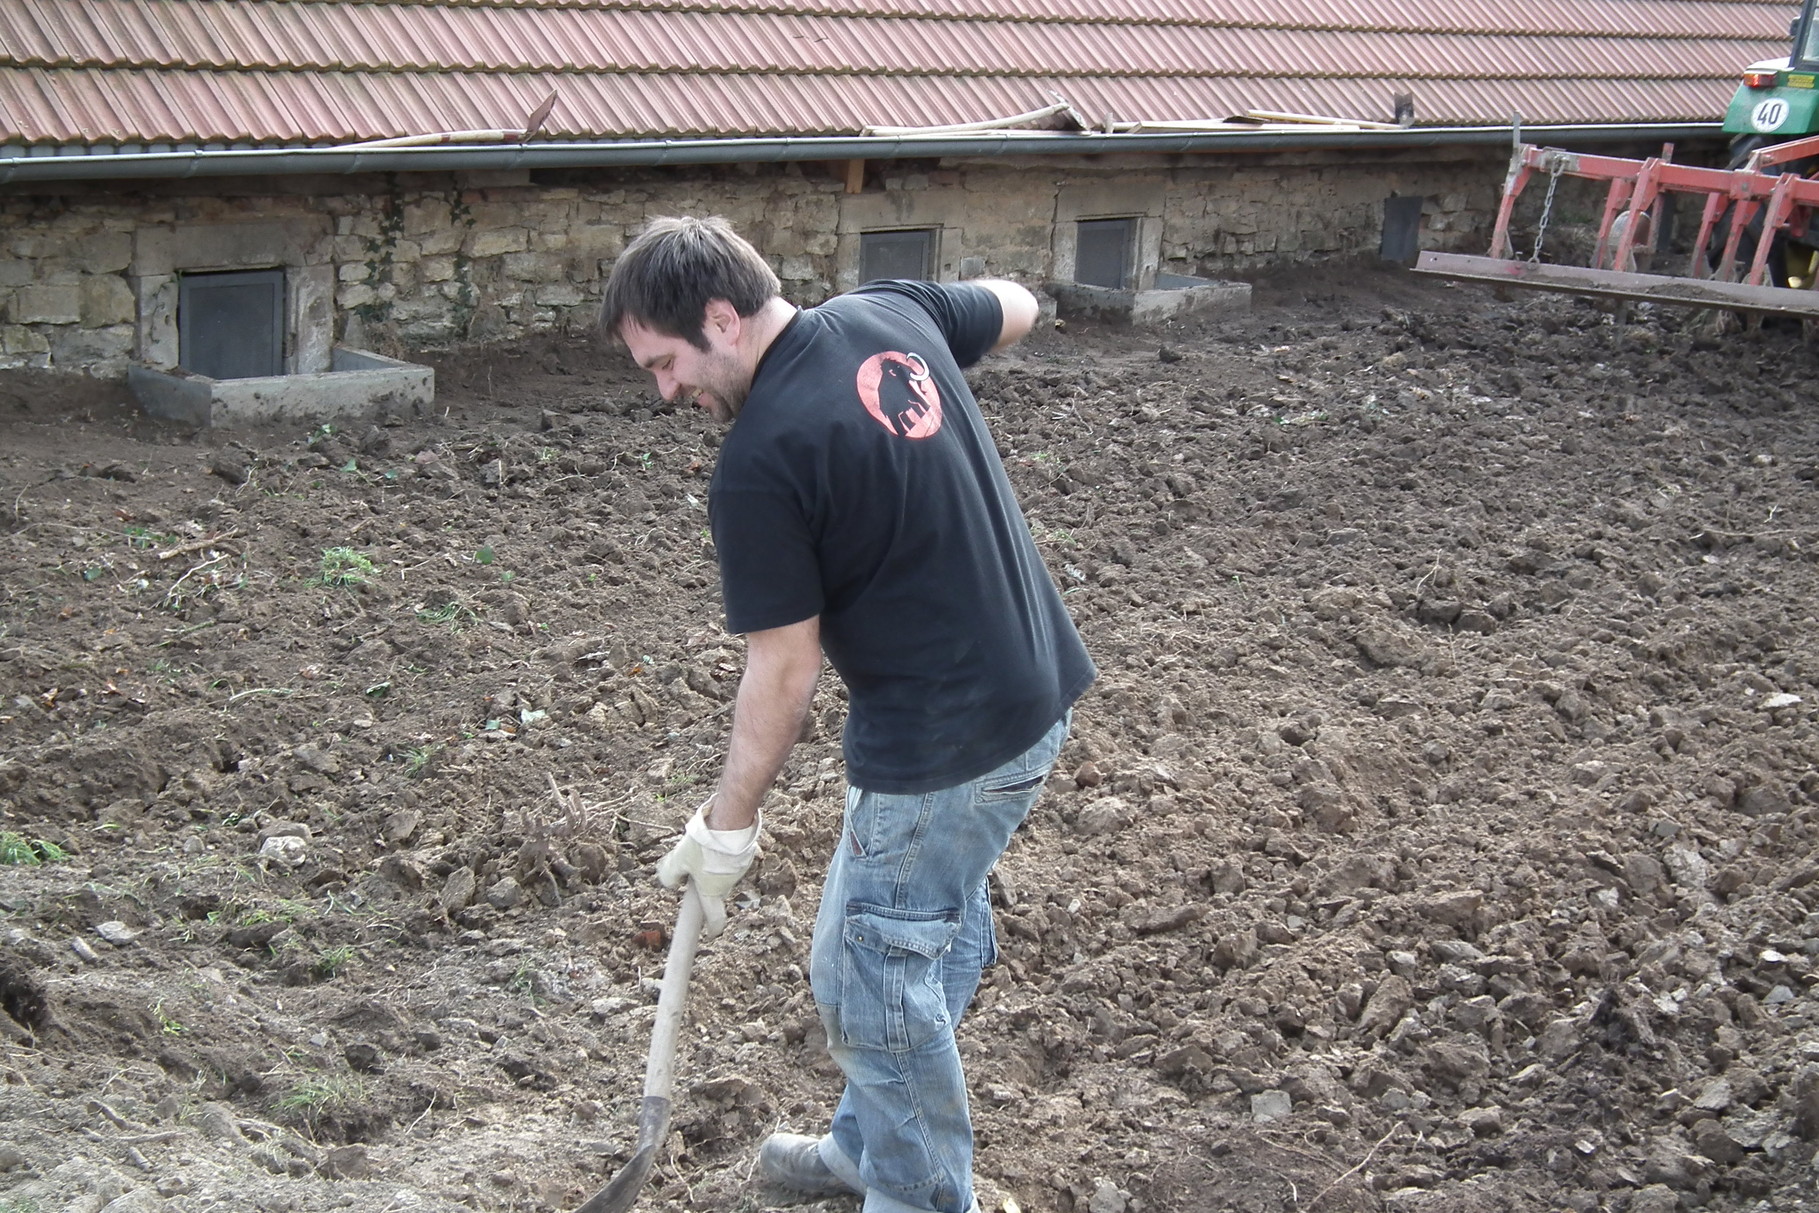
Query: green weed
400 745 437 778
277 1075 368 1116
123 524 178 551
0 832 67 865
315 547 377 587
153 1000 186 1036
415 600 476 628
314 944 357 978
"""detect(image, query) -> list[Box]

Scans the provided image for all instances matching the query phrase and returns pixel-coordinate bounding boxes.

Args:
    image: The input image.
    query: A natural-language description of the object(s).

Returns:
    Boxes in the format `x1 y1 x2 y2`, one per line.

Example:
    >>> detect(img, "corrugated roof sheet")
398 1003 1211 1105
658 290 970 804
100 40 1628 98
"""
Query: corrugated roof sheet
0 0 1791 147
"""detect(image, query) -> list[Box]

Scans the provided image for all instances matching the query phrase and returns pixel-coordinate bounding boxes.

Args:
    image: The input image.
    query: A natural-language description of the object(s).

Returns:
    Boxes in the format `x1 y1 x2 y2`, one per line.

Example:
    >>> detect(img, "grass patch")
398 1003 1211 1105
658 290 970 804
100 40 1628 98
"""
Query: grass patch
314 943 357 979
277 1075 369 1117
399 744 437 778
314 547 377 587
0 832 68 865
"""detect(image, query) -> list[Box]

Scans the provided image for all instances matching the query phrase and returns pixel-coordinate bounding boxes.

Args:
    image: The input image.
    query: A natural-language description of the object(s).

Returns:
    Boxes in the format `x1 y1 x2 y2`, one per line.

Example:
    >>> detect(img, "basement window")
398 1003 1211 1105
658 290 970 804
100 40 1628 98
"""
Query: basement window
860 229 935 283
1379 195 1426 265
1075 218 1137 288
179 268 285 379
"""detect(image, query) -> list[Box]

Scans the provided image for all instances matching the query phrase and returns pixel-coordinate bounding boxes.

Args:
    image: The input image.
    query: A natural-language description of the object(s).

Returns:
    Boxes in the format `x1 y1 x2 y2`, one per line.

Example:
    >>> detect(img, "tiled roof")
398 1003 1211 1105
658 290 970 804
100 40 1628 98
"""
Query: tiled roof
0 0 1791 147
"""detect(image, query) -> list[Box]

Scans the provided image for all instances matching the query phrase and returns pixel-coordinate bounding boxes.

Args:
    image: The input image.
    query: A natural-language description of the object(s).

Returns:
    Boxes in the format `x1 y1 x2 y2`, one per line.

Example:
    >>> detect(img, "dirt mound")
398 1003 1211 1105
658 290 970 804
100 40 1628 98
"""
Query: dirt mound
4 263 1819 1213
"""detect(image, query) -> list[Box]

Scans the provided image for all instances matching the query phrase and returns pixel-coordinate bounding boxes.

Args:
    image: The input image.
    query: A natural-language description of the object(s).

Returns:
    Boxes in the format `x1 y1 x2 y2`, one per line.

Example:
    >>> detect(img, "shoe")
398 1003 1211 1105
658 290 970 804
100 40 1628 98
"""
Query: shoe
757 1132 866 1198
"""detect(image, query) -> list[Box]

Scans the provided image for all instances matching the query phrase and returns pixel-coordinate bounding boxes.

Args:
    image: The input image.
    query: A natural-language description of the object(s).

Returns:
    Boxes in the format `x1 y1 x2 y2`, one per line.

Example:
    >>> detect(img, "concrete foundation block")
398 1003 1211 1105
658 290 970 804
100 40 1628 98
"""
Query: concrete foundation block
128 347 433 428
1047 275 1251 325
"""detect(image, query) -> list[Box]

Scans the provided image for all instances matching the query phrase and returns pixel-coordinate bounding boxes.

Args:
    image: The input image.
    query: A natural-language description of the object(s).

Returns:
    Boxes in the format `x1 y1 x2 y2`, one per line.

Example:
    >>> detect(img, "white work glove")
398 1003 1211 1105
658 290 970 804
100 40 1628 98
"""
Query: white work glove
655 799 760 938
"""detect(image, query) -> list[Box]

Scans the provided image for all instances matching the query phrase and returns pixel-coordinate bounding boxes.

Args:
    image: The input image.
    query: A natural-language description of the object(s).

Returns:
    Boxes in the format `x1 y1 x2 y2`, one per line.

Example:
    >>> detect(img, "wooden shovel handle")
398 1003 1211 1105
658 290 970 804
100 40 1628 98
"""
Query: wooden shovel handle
573 884 708 1213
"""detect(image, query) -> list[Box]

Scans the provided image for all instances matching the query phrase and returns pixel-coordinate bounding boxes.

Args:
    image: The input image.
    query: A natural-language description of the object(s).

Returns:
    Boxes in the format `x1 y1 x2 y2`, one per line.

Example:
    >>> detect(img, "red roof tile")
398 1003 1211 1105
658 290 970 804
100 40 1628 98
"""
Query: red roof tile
0 0 1791 147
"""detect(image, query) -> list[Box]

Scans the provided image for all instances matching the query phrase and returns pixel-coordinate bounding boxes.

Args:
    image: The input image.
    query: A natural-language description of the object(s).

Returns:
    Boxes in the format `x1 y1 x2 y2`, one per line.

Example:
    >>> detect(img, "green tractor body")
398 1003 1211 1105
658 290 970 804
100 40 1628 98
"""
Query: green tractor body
1724 0 1819 139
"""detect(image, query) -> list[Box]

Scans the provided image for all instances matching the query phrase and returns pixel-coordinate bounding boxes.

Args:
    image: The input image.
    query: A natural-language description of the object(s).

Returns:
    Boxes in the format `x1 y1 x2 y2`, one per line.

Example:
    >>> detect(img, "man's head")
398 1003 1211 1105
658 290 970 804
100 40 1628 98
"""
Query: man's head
600 216 783 422
600 216 779 349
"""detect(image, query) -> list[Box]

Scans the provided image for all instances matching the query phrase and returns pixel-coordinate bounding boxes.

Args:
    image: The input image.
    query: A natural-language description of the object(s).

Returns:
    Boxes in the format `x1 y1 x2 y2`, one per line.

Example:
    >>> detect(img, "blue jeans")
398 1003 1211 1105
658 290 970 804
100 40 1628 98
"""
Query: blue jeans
809 714 1069 1213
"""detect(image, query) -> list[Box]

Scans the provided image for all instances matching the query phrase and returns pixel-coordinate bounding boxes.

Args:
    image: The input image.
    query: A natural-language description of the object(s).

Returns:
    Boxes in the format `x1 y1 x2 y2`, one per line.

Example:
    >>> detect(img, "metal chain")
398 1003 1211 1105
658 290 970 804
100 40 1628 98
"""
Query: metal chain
1530 157 1565 263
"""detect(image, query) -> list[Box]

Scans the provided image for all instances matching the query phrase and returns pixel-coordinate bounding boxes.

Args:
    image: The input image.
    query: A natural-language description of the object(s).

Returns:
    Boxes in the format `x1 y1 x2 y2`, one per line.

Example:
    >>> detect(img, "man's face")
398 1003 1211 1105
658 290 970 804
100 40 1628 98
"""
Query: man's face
619 308 751 424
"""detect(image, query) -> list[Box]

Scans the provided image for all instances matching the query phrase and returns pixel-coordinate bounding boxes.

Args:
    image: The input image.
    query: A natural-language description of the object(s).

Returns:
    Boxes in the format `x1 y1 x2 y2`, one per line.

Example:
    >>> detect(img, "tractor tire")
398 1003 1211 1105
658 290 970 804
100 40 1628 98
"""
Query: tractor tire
1728 133 1774 170
1711 136 1799 286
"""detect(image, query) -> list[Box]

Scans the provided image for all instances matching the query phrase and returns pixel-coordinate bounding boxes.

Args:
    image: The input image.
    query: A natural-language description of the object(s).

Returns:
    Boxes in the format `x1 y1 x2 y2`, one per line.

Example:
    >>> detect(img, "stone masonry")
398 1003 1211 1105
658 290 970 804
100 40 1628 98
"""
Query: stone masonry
0 148 1509 378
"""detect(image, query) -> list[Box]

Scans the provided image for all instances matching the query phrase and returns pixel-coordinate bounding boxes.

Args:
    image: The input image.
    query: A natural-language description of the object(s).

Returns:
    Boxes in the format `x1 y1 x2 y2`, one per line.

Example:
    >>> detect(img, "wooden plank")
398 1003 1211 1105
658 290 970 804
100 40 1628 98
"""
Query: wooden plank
843 158 865 194
1413 251 1819 317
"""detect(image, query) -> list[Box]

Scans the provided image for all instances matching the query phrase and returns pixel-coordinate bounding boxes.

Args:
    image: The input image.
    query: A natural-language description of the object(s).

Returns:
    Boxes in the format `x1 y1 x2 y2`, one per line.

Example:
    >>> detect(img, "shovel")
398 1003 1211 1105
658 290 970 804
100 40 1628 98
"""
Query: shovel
574 882 709 1213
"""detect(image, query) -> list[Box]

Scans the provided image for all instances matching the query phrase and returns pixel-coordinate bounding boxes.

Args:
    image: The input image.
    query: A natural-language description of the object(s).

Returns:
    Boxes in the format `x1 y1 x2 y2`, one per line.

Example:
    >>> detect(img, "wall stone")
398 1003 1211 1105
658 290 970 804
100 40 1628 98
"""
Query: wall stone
14 284 80 325
80 276 136 326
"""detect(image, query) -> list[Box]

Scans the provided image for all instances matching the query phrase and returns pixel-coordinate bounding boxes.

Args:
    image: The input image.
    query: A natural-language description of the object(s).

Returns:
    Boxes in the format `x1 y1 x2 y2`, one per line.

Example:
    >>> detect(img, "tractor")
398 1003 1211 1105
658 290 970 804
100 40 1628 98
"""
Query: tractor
1725 0 1819 164
1414 0 1819 318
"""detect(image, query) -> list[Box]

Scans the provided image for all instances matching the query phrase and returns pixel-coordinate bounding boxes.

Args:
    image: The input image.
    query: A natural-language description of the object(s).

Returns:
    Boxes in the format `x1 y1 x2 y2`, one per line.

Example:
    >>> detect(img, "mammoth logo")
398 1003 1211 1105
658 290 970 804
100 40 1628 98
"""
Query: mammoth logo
856 351 942 439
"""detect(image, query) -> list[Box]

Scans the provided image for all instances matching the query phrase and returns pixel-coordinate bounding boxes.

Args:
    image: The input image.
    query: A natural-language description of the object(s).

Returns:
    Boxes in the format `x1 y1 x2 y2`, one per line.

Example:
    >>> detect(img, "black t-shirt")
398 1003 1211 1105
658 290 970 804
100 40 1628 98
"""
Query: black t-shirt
709 280 1095 794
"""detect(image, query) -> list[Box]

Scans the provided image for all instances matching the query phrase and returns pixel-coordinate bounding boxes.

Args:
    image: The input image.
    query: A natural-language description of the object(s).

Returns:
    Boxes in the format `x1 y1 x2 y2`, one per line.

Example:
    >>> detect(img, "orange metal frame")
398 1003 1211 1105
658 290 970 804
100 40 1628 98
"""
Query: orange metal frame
1487 135 1819 287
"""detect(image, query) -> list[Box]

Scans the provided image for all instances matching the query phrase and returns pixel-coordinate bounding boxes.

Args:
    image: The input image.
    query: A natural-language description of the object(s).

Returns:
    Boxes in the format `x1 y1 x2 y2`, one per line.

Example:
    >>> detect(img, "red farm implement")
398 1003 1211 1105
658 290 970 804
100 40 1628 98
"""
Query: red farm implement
1415 134 1819 318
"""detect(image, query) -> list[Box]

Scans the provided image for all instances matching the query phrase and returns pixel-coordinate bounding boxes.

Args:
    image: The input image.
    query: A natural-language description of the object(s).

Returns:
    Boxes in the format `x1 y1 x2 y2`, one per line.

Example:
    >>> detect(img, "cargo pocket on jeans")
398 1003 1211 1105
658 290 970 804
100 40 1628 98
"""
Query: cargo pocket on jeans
838 907 961 1053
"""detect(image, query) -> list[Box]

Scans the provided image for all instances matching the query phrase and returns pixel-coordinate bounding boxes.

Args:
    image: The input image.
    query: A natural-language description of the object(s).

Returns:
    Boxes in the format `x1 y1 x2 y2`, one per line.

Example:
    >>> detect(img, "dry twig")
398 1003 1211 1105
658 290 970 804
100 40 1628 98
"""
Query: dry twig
1305 1122 1409 1209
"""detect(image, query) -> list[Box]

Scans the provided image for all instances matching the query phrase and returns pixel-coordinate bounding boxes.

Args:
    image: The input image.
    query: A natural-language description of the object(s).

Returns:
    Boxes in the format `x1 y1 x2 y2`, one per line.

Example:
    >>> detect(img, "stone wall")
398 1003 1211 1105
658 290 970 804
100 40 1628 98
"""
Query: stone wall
0 147 1510 377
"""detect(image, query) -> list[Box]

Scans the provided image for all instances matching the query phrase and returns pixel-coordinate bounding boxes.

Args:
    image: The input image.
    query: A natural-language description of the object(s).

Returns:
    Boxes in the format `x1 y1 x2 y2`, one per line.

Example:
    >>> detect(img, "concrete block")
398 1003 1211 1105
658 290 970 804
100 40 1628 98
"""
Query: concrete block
81 276 136 326
129 347 433 428
132 219 326 275
14 284 80 324
1047 276 1251 326
292 265 335 375
134 274 178 367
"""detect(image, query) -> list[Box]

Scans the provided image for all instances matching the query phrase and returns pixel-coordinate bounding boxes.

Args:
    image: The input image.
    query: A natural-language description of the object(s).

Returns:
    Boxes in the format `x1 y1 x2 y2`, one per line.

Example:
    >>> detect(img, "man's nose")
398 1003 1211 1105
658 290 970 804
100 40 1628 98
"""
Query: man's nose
653 369 679 403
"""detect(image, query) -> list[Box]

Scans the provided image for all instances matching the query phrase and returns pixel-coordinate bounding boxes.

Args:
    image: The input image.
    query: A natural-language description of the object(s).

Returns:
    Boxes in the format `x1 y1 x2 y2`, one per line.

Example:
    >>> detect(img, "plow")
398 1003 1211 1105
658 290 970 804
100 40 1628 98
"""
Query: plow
1415 133 1819 319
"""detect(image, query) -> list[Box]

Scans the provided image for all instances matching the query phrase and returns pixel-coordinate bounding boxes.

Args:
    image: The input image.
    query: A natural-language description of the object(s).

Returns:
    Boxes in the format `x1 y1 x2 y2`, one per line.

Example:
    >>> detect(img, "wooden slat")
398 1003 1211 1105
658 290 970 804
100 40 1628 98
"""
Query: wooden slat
1413 251 1819 317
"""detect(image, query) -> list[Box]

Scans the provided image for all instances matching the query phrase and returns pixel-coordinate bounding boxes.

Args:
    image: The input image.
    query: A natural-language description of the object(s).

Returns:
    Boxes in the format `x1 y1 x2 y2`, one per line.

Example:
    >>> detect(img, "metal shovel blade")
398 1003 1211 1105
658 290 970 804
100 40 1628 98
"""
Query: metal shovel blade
574 884 707 1213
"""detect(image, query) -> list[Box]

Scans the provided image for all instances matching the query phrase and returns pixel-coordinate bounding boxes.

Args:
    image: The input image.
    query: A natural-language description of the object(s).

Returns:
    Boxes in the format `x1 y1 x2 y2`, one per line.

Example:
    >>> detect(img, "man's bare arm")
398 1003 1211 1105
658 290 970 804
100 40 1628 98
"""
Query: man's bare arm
705 615 822 831
976 279 1039 352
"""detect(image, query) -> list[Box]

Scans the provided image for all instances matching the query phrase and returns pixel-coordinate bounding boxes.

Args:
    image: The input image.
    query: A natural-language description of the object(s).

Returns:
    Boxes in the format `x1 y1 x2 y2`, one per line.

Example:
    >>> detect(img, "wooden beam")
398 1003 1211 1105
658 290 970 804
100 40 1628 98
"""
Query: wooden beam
1414 251 1819 317
843 158 865 194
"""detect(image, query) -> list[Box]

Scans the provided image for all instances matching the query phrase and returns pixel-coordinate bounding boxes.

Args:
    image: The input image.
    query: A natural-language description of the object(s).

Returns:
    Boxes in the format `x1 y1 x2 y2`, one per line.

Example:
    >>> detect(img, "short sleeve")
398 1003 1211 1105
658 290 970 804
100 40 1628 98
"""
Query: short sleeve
851 281 1002 369
710 489 824 634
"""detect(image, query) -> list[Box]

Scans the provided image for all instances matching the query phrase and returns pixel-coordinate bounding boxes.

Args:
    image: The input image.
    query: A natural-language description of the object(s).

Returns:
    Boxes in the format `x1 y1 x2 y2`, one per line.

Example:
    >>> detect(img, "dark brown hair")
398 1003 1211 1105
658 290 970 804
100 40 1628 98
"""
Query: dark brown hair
598 216 780 350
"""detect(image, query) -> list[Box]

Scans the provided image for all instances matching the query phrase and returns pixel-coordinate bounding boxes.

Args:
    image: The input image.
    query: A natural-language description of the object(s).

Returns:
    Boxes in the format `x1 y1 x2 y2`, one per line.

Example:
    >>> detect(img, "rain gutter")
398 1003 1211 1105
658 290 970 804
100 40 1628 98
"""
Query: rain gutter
0 123 1723 185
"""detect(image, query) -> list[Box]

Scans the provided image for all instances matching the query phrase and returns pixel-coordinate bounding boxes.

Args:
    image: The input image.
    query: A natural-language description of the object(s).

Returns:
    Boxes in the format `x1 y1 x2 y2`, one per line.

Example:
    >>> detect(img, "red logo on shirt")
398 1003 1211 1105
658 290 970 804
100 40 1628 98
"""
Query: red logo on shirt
856 351 942 439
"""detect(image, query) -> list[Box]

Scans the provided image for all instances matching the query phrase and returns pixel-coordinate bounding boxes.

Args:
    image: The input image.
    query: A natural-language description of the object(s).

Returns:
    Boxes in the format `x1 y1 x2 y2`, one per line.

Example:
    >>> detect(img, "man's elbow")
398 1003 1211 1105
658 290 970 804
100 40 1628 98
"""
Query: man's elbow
982 280 1038 351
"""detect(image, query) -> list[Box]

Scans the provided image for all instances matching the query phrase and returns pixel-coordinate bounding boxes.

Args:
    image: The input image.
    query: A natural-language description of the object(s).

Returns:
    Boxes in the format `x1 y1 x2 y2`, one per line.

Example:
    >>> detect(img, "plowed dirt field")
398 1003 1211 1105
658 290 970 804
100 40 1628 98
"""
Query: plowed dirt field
5 266 1819 1213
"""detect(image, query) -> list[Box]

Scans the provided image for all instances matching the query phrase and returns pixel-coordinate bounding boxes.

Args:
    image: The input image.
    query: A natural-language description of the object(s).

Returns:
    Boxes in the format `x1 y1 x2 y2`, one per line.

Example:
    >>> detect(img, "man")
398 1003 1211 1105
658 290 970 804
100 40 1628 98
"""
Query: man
599 216 1093 1213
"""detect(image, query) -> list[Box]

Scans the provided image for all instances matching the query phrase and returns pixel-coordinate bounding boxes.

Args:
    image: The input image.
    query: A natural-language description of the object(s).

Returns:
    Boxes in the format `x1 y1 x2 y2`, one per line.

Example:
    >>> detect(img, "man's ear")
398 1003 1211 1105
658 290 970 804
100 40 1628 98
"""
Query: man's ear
702 298 741 341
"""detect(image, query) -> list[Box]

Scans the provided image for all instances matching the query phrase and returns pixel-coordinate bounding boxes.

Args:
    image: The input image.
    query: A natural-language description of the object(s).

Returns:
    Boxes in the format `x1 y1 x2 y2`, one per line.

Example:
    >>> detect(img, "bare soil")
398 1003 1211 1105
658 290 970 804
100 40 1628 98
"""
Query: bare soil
4 265 1819 1213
